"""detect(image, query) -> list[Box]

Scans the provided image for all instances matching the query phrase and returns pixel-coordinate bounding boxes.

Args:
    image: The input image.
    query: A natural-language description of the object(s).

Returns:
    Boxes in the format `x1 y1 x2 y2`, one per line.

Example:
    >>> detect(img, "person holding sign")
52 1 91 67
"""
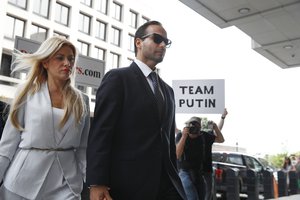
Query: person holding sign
0 36 90 199
86 20 186 200
202 108 227 200
175 109 226 200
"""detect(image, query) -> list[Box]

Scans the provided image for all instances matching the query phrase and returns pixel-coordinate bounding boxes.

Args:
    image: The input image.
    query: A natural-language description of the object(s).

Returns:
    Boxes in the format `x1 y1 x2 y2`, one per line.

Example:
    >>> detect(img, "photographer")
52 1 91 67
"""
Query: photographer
176 116 224 200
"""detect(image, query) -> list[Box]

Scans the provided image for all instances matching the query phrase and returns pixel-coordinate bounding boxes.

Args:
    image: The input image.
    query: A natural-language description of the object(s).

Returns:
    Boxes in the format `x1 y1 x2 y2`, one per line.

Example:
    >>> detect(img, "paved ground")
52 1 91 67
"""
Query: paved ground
216 193 300 199
270 194 300 199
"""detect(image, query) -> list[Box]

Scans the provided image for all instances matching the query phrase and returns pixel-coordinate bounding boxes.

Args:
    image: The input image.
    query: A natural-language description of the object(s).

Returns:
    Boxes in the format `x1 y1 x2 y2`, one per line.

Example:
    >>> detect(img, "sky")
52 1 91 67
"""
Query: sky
128 0 300 156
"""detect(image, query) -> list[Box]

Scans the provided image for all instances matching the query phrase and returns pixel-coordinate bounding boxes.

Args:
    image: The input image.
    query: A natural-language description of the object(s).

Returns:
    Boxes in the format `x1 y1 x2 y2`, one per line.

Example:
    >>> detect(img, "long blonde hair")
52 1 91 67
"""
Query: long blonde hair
11 36 86 130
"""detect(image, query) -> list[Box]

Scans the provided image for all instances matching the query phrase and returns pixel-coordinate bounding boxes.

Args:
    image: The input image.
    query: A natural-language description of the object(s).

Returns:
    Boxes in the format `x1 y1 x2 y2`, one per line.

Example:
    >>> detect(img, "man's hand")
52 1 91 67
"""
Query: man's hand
212 122 218 130
182 127 189 138
89 185 112 200
222 108 228 119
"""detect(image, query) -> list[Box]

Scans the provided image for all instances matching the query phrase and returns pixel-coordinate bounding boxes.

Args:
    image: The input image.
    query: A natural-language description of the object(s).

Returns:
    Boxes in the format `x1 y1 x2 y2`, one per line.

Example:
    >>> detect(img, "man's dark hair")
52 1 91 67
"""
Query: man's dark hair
134 20 162 56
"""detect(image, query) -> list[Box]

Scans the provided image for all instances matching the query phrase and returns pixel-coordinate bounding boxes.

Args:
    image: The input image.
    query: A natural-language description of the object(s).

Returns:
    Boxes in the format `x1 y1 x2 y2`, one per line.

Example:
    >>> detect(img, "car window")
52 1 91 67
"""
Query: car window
252 158 263 171
227 154 243 165
245 156 263 171
245 156 255 169
212 153 225 162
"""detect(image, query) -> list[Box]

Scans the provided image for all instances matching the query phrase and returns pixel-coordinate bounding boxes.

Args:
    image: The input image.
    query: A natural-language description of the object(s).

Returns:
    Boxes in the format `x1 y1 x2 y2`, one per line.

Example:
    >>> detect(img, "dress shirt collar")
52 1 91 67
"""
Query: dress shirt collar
134 59 158 77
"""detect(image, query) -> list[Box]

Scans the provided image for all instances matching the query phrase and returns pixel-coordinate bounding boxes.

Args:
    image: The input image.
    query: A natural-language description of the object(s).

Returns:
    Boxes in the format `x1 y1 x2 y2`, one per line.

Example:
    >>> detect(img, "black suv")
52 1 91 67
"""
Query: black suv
212 151 269 196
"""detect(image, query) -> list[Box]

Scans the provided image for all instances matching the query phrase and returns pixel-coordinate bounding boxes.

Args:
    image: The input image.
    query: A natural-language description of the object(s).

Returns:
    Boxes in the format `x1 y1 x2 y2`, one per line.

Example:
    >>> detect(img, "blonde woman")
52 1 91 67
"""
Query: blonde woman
0 36 90 200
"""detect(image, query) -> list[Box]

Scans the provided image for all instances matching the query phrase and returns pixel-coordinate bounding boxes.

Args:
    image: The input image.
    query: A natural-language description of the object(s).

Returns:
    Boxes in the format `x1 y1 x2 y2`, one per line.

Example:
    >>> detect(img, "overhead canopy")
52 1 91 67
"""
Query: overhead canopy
179 0 300 69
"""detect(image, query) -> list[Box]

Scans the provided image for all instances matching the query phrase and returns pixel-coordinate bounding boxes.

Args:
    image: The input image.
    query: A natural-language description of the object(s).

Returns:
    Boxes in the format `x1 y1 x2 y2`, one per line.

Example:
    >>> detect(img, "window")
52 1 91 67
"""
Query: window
212 152 224 162
246 156 263 171
55 2 69 26
53 31 68 38
77 40 89 56
76 84 87 93
227 154 243 165
141 16 149 25
33 0 49 18
30 24 47 42
127 57 133 65
94 46 106 61
5 15 25 39
112 1 122 21
92 87 98 95
0 54 12 77
78 13 91 35
8 0 27 9
111 26 121 47
110 52 120 69
128 34 134 52
80 0 92 7
95 0 108 14
95 20 107 41
129 10 138 28
244 156 255 169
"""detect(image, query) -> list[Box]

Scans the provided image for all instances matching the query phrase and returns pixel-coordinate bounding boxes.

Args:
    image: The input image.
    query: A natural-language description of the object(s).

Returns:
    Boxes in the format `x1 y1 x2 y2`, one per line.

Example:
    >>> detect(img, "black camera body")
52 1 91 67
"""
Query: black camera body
186 122 200 135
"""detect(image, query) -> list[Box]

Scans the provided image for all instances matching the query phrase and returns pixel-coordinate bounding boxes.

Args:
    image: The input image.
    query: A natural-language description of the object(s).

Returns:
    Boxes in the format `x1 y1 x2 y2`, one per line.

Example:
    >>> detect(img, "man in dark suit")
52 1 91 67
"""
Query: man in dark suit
86 21 186 200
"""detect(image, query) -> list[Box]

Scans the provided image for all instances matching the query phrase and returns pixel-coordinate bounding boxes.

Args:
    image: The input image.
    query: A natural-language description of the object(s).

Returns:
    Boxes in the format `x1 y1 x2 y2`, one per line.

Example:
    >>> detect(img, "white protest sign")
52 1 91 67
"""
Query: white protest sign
172 79 225 114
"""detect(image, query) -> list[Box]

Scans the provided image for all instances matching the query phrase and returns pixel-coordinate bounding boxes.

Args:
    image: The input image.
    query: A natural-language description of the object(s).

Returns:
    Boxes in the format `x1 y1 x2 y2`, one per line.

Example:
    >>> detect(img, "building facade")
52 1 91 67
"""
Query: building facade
0 0 151 108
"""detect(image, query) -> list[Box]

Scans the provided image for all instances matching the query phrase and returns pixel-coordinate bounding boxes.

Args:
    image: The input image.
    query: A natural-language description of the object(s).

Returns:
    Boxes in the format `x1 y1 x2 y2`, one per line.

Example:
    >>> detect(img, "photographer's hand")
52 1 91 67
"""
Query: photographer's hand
212 122 217 130
176 127 189 159
182 127 189 138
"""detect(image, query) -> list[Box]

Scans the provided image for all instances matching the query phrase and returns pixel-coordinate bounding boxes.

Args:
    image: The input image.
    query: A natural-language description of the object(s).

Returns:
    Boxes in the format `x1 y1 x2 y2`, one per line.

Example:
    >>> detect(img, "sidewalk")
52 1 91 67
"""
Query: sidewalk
270 194 300 199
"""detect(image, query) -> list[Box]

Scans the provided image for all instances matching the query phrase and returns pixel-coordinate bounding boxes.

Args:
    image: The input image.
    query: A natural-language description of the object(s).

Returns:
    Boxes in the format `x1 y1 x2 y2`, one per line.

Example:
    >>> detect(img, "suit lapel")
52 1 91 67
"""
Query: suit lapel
40 83 57 144
42 82 77 145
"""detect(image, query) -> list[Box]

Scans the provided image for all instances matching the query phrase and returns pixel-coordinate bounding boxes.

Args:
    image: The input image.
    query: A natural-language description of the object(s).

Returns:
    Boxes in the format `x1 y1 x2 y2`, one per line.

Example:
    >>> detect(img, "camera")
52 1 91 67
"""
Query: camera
186 122 200 135
207 121 214 130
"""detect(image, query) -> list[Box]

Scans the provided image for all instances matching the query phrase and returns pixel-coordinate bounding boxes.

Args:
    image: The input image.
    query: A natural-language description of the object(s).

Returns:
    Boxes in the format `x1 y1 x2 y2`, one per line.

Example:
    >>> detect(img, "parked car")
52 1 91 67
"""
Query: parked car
212 151 273 197
256 157 278 181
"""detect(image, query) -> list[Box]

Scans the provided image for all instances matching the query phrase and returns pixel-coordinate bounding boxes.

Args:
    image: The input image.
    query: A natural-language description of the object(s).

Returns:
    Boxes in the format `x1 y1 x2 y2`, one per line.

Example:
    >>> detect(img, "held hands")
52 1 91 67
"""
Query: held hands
90 185 112 200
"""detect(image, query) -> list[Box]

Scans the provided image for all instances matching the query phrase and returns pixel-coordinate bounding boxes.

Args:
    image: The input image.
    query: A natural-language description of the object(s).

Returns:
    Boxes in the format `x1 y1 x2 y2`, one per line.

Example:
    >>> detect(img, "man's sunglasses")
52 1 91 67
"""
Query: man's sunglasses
141 33 172 48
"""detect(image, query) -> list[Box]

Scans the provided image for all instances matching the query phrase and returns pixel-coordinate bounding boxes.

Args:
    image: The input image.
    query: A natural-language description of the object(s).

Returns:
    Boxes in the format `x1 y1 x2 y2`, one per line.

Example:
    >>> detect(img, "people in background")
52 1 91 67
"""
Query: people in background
282 157 295 172
295 156 300 173
176 108 227 200
282 156 296 190
202 108 227 200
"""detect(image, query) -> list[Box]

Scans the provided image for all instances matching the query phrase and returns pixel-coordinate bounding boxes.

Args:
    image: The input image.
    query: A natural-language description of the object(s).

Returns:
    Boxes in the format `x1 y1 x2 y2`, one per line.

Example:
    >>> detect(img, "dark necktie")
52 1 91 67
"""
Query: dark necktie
149 72 164 118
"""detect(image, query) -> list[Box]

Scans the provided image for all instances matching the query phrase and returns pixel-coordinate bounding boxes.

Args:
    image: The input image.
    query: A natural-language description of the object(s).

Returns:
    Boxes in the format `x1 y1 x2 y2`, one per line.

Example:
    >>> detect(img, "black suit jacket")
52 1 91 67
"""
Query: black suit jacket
87 62 186 200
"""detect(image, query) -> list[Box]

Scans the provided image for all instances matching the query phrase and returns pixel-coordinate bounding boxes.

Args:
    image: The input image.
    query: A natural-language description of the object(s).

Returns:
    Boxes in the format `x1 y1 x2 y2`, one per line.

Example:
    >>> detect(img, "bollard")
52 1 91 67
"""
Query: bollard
277 170 288 197
288 171 298 195
226 168 240 200
263 170 275 199
246 169 259 200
